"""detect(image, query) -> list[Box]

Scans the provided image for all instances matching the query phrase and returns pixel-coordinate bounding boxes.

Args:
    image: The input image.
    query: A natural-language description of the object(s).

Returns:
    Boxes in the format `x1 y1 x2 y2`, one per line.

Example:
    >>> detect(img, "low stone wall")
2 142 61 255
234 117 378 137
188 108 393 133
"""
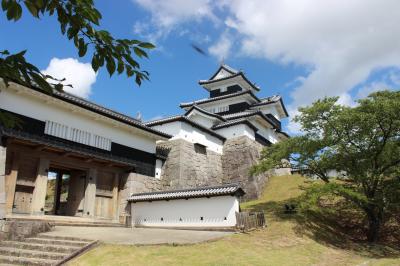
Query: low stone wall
0 220 53 241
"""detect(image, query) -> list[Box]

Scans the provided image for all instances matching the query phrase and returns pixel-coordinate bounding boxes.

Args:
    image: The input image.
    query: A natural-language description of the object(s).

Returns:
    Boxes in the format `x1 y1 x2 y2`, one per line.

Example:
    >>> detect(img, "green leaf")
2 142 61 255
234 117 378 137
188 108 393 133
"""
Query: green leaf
31 73 53 93
138 42 155 49
135 73 142 86
24 1 38 17
91 55 99 72
1 0 11 11
134 47 148 58
6 2 22 21
78 39 87 57
105 57 115 76
117 59 124 74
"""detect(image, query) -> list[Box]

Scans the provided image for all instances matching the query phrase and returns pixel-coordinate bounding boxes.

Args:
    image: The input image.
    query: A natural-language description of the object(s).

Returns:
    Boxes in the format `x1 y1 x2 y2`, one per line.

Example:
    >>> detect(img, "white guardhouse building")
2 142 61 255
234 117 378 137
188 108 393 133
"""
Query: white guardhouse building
129 184 245 229
0 80 170 223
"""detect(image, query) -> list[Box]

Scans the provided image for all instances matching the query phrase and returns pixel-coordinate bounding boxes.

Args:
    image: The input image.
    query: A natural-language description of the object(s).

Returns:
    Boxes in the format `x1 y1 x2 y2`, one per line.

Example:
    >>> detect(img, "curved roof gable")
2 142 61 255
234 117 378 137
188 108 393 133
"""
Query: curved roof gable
184 106 226 122
180 90 261 109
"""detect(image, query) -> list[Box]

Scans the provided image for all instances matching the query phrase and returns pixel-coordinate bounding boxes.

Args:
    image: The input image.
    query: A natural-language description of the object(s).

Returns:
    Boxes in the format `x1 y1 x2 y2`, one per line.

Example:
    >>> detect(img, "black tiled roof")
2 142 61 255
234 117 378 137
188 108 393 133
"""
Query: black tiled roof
251 95 289 117
184 106 226 121
10 81 171 139
0 126 140 167
145 116 226 141
199 69 260 91
207 64 239 80
222 110 276 128
180 91 261 108
212 118 258 132
128 184 245 202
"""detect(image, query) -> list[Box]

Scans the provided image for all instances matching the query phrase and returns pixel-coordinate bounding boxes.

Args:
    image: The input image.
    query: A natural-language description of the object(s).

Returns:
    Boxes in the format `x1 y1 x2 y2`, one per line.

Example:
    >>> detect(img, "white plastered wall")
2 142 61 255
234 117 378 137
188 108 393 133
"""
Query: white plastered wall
252 104 282 120
0 84 156 153
214 124 255 140
252 119 279 144
155 159 163 179
186 112 216 128
151 121 224 154
131 195 239 228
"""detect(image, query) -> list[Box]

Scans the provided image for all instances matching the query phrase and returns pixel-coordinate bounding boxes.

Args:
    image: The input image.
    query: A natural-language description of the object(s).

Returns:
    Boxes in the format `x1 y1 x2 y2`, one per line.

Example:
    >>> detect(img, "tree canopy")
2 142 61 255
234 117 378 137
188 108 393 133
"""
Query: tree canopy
0 0 154 93
253 90 400 242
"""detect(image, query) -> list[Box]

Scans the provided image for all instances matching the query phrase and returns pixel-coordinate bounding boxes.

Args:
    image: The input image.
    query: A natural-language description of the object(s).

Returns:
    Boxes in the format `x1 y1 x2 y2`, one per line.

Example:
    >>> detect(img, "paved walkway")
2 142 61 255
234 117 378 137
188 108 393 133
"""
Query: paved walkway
41 226 233 245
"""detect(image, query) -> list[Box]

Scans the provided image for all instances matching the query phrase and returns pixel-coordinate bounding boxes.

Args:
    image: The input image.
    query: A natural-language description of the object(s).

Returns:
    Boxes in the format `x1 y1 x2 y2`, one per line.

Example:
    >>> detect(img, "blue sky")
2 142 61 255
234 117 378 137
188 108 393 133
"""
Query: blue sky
1 0 399 133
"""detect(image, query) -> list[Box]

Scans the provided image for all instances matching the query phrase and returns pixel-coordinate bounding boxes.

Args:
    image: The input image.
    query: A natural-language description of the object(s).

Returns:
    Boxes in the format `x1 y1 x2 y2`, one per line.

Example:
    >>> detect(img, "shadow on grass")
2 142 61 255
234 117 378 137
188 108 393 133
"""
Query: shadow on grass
244 198 400 259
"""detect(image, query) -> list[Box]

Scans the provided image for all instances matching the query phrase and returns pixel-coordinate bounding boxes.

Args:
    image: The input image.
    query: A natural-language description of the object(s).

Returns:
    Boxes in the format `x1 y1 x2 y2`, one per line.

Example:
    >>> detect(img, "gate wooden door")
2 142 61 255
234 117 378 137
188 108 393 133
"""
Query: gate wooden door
13 185 33 214
94 171 114 219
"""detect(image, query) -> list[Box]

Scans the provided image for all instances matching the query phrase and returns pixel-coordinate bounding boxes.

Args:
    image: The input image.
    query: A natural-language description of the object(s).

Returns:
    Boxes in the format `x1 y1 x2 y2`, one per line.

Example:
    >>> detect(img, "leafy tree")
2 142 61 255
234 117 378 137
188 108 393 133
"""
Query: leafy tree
253 90 400 242
0 0 155 124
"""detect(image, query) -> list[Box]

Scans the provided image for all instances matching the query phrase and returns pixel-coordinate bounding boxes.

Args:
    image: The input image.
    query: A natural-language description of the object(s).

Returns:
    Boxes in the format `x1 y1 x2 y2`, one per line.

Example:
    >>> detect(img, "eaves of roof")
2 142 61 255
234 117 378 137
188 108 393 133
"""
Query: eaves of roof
224 110 277 129
208 64 238 80
251 96 289 117
5 81 172 139
179 90 261 108
184 105 226 121
199 72 260 91
128 183 245 202
0 127 140 167
145 116 226 142
212 118 258 132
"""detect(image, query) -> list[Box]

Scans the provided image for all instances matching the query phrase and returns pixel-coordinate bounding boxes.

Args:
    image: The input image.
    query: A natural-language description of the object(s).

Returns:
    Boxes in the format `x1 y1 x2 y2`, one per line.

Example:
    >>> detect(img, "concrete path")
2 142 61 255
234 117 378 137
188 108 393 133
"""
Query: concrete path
41 226 233 245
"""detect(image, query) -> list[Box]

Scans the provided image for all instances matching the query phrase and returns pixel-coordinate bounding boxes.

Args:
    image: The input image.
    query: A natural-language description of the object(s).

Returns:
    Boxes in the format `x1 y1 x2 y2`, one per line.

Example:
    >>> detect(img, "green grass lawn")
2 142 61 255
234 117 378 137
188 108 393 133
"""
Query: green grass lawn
71 175 400 266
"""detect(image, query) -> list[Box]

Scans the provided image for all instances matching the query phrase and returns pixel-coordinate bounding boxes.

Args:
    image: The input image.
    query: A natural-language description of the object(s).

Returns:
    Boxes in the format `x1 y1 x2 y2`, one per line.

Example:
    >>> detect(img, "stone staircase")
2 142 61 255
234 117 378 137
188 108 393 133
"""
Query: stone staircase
0 234 97 265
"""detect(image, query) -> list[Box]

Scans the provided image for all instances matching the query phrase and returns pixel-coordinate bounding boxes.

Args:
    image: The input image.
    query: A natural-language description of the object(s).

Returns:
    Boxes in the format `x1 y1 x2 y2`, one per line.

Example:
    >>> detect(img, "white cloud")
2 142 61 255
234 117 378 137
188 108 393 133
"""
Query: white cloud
42 58 97 99
217 0 400 132
208 31 232 61
132 0 218 39
132 0 400 133
356 70 400 99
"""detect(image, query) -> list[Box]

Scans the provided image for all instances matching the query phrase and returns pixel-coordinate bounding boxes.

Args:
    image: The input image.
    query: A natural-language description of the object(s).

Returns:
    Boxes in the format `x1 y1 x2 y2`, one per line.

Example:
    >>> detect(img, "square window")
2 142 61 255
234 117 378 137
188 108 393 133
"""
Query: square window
194 143 207 155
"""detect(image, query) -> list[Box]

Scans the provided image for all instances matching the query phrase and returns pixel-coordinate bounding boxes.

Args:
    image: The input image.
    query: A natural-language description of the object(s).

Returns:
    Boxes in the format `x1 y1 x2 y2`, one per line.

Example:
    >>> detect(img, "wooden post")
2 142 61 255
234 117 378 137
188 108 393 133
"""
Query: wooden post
112 173 119 222
0 144 7 219
31 158 50 215
83 168 97 218
5 152 19 214
53 172 63 215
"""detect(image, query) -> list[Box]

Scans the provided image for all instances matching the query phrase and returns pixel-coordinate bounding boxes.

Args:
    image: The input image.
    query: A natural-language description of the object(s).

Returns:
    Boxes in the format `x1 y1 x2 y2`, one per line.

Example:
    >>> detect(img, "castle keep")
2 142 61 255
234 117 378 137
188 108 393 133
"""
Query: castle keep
140 65 289 199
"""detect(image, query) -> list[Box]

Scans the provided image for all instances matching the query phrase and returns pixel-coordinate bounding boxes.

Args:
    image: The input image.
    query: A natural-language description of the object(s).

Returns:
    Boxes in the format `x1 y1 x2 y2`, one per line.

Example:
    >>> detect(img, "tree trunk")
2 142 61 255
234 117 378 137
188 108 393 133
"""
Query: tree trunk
365 207 382 242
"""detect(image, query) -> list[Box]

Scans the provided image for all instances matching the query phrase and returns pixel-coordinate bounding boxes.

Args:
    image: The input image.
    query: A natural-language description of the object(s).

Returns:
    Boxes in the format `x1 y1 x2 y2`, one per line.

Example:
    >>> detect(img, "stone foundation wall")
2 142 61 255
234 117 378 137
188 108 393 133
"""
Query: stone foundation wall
0 220 53 241
158 139 223 189
122 136 273 208
221 136 270 200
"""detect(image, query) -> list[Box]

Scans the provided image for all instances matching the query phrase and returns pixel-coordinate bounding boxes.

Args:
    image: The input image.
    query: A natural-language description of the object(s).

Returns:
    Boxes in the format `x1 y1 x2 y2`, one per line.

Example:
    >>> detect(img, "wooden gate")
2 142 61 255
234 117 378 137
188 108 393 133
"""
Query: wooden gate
12 155 37 214
94 171 114 219
236 211 266 231
13 185 33 214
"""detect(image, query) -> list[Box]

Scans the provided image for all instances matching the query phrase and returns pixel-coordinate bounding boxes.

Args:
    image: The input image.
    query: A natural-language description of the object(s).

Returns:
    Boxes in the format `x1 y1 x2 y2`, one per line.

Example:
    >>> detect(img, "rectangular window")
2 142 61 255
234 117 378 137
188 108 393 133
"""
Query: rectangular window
217 106 229 113
45 120 111 151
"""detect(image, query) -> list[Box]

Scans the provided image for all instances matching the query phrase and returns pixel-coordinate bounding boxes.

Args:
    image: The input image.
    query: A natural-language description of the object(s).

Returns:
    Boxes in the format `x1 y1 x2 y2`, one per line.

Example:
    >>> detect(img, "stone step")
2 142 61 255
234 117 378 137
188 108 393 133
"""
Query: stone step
25 237 88 247
54 222 125 227
0 255 58 266
0 241 77 254
0 247 67 260
35 234 92 243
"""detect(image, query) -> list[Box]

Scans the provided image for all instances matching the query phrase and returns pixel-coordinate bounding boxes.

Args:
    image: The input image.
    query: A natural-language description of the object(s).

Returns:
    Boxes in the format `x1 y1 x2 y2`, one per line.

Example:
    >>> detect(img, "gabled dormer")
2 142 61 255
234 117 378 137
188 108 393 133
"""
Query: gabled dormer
199 64 260 98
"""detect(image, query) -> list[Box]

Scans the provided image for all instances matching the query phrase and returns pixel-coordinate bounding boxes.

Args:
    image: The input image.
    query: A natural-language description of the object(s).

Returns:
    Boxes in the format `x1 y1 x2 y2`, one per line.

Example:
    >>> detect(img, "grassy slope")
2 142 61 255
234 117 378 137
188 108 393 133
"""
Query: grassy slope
71 175 400 266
